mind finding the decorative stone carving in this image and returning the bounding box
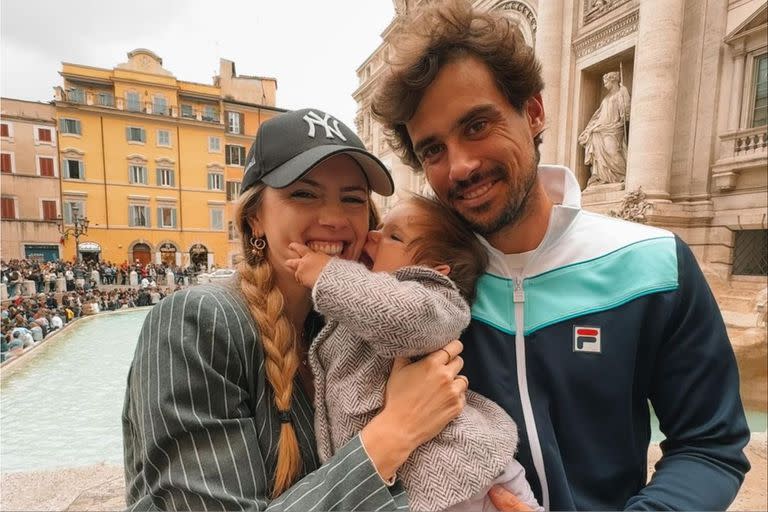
[497,1,537,37]
[573,10,638,58]
[609,187,651,223]
[583,0,631,24]
[579,71,631,186]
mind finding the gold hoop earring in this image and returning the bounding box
[249,236,267,259]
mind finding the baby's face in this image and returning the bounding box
[362,202,423,273]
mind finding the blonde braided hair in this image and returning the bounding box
[236,185,301,497]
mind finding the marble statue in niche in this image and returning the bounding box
[578,71,631,186]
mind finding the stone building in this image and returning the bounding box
[354,0,767,408]
[0,99,61,261]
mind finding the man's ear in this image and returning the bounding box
[526,93,545,136]
[434,264,451,276]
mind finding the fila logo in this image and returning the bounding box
[573,326,601,353]
[303,111,347,141]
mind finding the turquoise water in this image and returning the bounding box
[0,308,148,472]
[0,307,764,472]
[650,405,767,443]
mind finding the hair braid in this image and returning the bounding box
[237,258,302,497]
[235,185,302,497]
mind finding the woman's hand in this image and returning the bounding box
[360,339,468,480]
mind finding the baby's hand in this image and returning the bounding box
[285,243,332,288]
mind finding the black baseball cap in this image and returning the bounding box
[241,108,394,196]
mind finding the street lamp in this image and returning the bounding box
[57,205,90,263]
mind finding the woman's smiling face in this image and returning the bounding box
[249,154,371,281]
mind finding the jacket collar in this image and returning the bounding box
[477,165,583,265]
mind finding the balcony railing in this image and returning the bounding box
[711,124,768,192]
[54,87,221,124]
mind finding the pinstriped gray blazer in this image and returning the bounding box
[122,282,408,511]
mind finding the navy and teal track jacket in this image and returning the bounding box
[461,166,750,511]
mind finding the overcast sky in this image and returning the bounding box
[1,0,395,130]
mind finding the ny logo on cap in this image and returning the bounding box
[303,111,347,141]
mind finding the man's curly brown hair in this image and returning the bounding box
[371,0,544,169]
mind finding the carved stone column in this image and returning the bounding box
[537,0,565,164]
[625,0,685,200]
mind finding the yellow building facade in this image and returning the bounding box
[55,49,283,268]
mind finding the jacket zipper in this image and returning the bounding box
[513,276,549,510]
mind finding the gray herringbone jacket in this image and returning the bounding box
[309,259,518,512]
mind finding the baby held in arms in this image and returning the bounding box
[287,194,542,512]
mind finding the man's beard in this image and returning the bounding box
[447,160,538,236]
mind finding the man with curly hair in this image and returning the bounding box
[371,1,750,510]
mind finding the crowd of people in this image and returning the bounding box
[0,258,189,363]
[0,258,208,297]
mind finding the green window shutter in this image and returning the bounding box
[129,206,134,227]
[125,127,130,141]
[60,119,65,132]
[140,129,146,143]
[157,208,162,228]
[145,206,151,228]
[171,208,176,228]
[156,168,161,186]
[170,170,175,187]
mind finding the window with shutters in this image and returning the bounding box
[158,206,177,228]
[227,111,243,134]
[60,118,81,135]
[225,145,246,166]
[126,91,141,112]
[39,157,55,177]
[63,159,84,180]
[42,200,57,221]
[228,221,239,241]
[157,129,171,147]
[129,205,150,227]
[209,136,221,152]
[97,92,114,107]
[226,181,241,201]
[126,126,146,143]
[0,123,10,138]
[1,153,13,174]
[202,105,218,122]
[63,200,85,224]
[129,165,148,185]
[210,208,224,231]
[153,95,168,116]
[1,197,16,219]
[36,127,53,143]
[157,168,175,187]
[66,88,85,103]
[180,104,195,119]
[208,172,224,191]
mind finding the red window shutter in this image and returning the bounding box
[1,198,15,219]
[39,157,54,176]
[0,154,11,173]
[42,200,57,220]
[38,128,52,142]
[0,124,8,137]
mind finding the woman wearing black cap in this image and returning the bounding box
[122,109,468,510]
